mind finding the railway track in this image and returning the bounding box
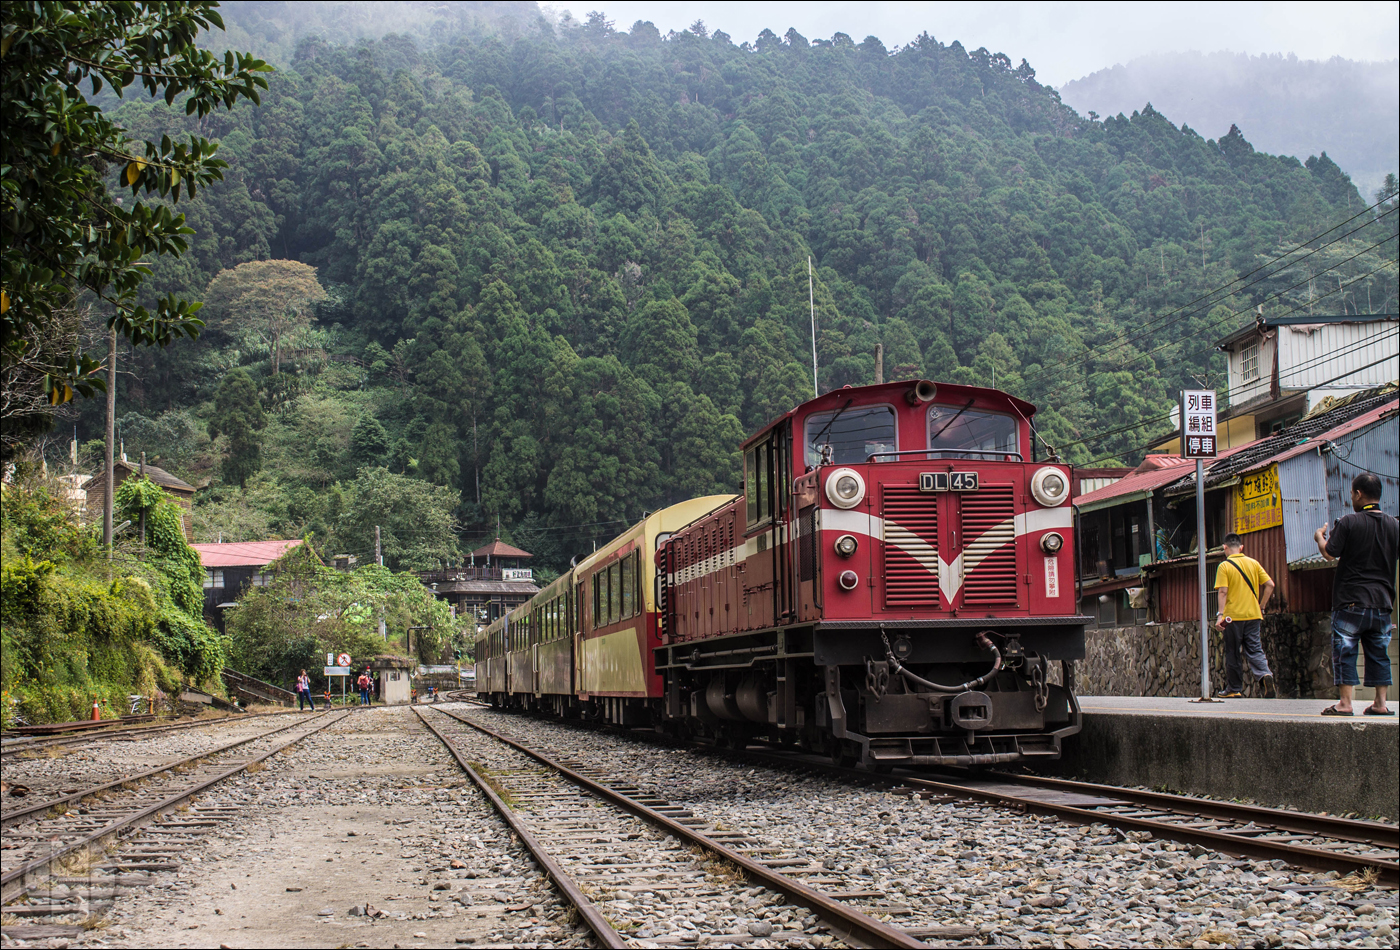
[0,708,349,927]
[466,705,1399,888]
[0,707,304,759]
[417,705,975,949]
[731,750,1399,888]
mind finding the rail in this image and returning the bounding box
[1,710,349,904]
[423,705,936,949]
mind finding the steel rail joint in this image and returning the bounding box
[411,707,626,950]
[429,706,933,950]
[0,710,350,904]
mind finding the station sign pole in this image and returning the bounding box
[1181,390,1219,703]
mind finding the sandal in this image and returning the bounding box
[1320,705,1354,716]
[1363,706,1395,716]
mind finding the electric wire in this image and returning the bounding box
[1022,202,1398,386]
[1076,351,1400,466]
[1060,330,1398,453]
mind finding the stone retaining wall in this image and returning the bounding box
[1055,613,1338,698]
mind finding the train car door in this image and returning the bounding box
[742,432,780,630]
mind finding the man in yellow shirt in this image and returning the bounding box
[1213,533,1277,698]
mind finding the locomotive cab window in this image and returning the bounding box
[926,404,1018,459]
[804,404,897,466]
[745,439,773,527]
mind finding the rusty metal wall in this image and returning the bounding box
[1154,524,1334,622]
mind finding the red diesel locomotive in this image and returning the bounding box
[656,379,1084,769]
[477,378,1085,770]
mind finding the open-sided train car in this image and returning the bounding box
[475,379,1085,770]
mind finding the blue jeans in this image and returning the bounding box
[298,689,315,711]
[1332,607,1394,687]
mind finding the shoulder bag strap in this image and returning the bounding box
[1223,557,1258,600]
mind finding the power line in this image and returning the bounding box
[1058,330,1397,453]
[1095,240,1399,380]
[1075,352,1400,465]
[1023,202,1398,386]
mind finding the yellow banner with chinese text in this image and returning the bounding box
[1234,464,1282,534]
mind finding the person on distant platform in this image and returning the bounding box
[1212,534,1277,698]
[357,669,372,707]
[1315,472,1397,716]
[295,669,315,711]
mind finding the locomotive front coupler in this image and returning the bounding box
[880,626,1004,693]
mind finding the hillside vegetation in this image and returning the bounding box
[86,11,1396,575]
[1059,52,1399,199]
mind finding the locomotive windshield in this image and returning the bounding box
[804,405,897,465]
[926,404,1019,458]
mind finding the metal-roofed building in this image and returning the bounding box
[191,539,307,631]
[1149,312,1396,454]
[417,538,540,626]
[1068,383,1398,698]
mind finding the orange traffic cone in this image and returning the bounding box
[91,699,101,721]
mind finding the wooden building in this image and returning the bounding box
[84,459,196,541]
[417,538,540,627]
[191,539,307,632]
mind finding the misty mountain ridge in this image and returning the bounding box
[1059,51,1398,199]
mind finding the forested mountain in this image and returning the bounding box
[81,7,1397,574]
[1059,52,1400,199]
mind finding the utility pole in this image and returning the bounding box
[138,452,146,545]
[808,256,818,399]
[375,525,382,566]
[103,326,116,551]
[874,343,884,385]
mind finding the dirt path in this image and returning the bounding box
[79,706,585,949]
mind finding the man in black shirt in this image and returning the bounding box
[1315,473,1398,716]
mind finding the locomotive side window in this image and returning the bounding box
[804,405,896,466]
[745,438,774,527]
[926,404,1018,459]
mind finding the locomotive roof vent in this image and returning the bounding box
[906,380,937,405]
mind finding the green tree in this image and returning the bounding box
[201,260,326,374]
[337,466,460,570]
[1,2,271,400]
[209,368,266,488]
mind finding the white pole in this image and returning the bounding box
[808,256,819,398]
[1196,458,1210,700]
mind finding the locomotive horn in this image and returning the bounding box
[906,380,937,405]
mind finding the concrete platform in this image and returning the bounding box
[1049,695,1398,821]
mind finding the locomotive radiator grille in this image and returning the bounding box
[960,485,1018,605]
[882,486,939,607]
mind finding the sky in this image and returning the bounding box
[546,1,1400,86]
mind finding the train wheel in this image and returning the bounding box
[830,739,859,769]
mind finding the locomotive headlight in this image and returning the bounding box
[1030,466,1069,507]
[1040,531,1064,554]
[825,468,866,509]
[838,570,860,590]
[834,534,859,558]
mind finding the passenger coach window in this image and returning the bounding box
[926,405,1018,459]
[804,405,897,466]
[621,554,635,618]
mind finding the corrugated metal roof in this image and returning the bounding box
[192,539,304,567]
[1074,456,1195,511]
[1162,387,1399,495]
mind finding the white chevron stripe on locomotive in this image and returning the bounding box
[667,506,1071,598]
